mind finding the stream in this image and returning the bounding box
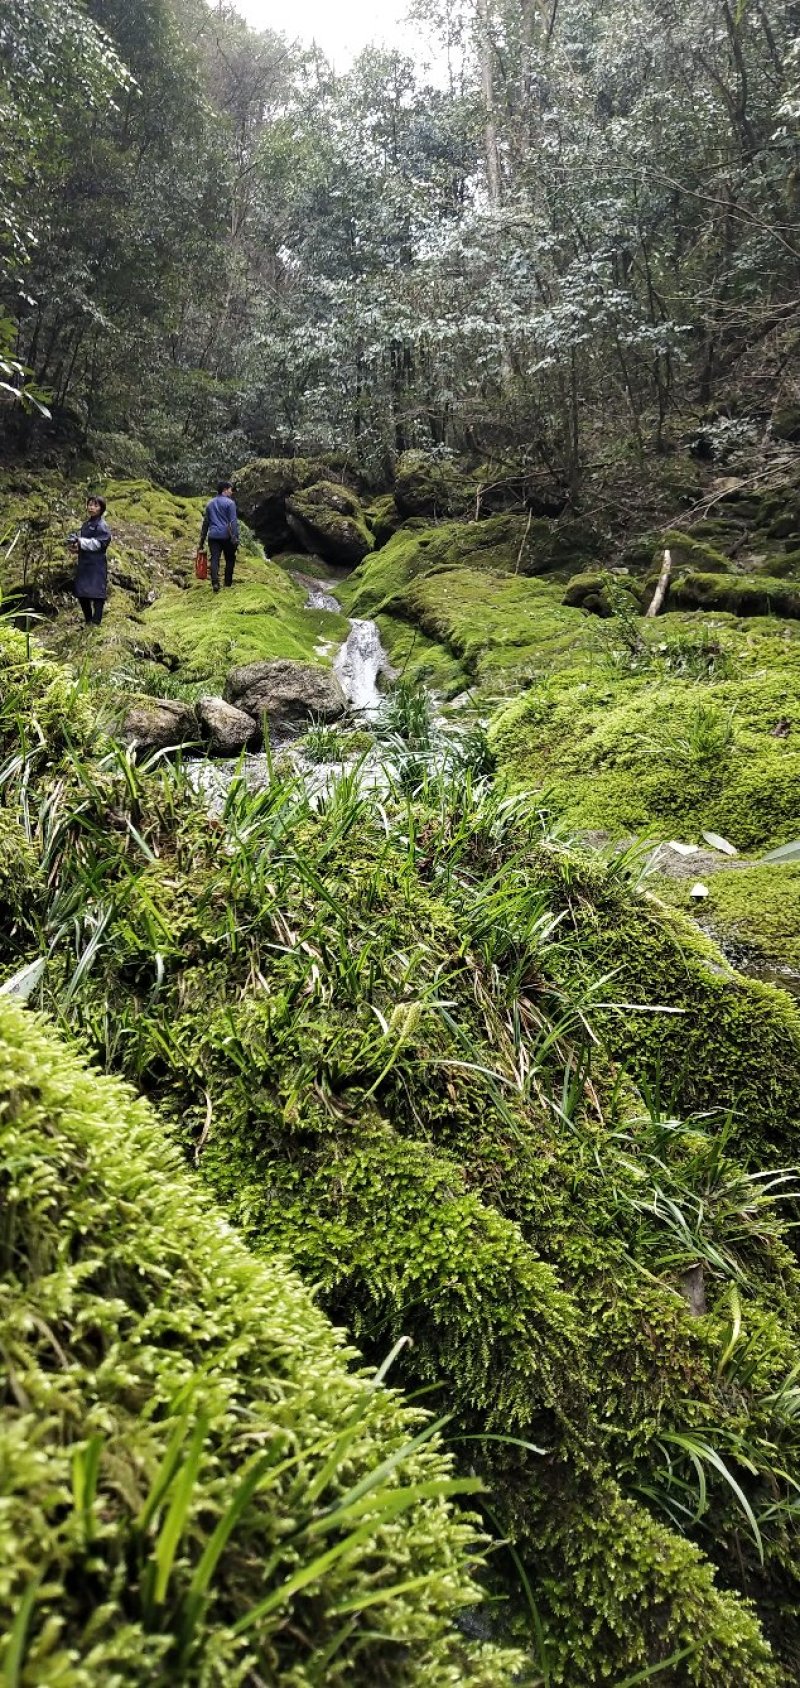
[189,572,396,809]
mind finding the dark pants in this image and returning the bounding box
[209,539,237,589]
[78,597,105,625]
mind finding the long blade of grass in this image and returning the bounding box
[152,1413,209,1604]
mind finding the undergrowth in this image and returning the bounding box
[3,626,800,1682]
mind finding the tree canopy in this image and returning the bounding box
[1,0,798,483]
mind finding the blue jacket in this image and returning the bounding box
[201,494,239,545]
[74,516,110,600]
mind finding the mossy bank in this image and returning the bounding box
[3,620,800,1682]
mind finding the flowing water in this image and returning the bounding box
[188,574,395,810]
[334,616,393,714]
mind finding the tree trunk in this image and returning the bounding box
[476,0,502,207]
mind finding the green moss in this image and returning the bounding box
[393,450,477,517]
[659,529,732,572]
[756,548,800,578]
[490,661,800,850]
[533,847,800,1140]
[374,612,467,695]
[0,992,519,1686]
[665,863,800,971]
[365,491,404,546]
[142,552,349,686]
[233,456,357,550]
[286,479,374,564]
[562,570,640,613]
[5,578,800,1682]
[670,571,800,618]
[0,810,40,952]
[344,514,602,623]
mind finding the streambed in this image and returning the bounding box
[189,573,400,809]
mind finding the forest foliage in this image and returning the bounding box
[1,0,798,486]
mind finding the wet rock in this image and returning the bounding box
[224,659,346,729]
[197,696,262,756]
[120,698,199,756]
[286,481,374,566]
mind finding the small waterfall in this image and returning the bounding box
[334,616,393,714]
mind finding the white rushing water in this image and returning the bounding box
[334,615,393,714]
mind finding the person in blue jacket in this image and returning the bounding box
[69,495,111,626]
[199,480,240,593]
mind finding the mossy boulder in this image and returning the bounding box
[658,529,732,573]
[670,572,800,618]
[490,664,800,853]
[234,457,350,551]
[365,491,404,547]
[563,571,620,614]
[393,451,476,518]
[346,515,603,622]
[120,696,200,756]
[286,479,374,565]
[224,657,346,729]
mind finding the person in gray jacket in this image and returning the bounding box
[199,480,240,592]
[69,496,111,626]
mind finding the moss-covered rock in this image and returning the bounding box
[286,479,374,565]
[490,661,800,851]
[659,529,732,572]
[142,555,350,688]
[755,548,800,578]
[670,572,800,618]
[665,862,800,973]
[393,450,476,518]
[233,456,350,550]
[0,990,519,1687]
[345,514,603,625]
[562,570,637,613]
[365,491,404,546]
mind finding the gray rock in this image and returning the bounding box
[197,695,262,756]
[120,698,199,756]
[224,659,346,729]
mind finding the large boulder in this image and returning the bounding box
[197,696,262,756]
[393,451,476,519]
[286,481,374,566]
[120,698,199,757]
[224,659,346,731]
[234,458,344,551]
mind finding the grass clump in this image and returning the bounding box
[0,989,521,1687]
